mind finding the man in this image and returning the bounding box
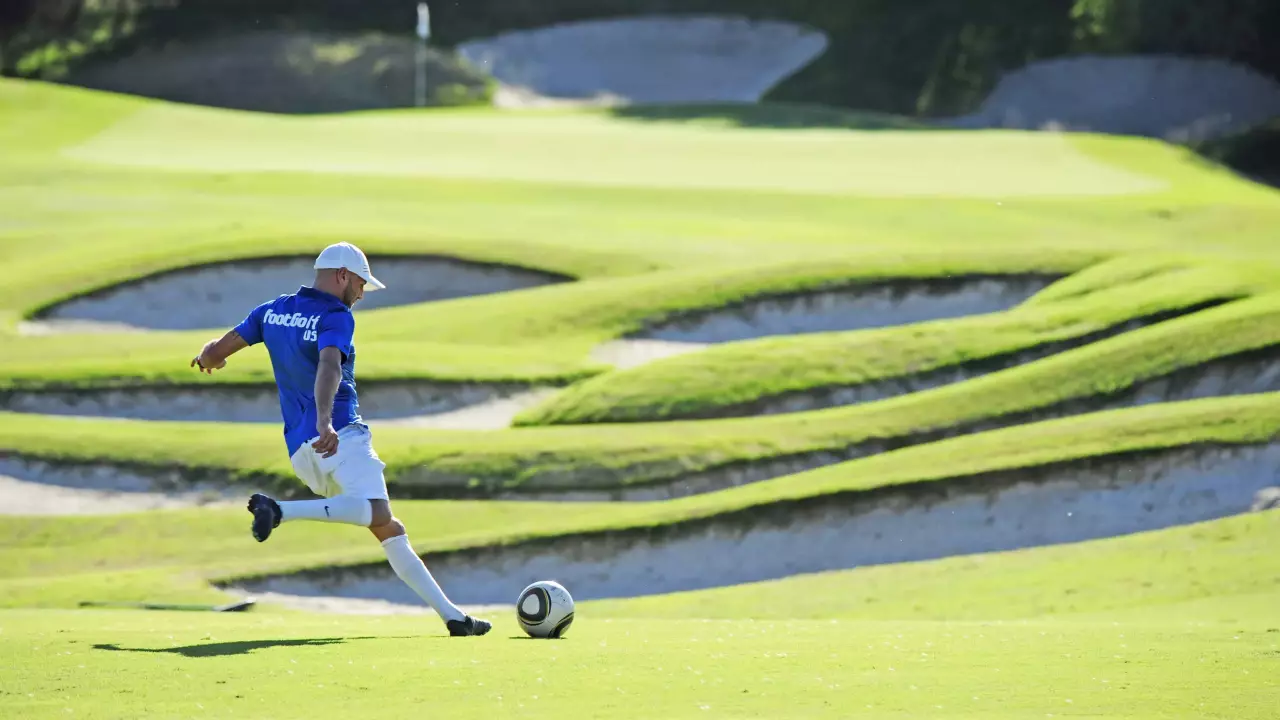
[191,242,491,637]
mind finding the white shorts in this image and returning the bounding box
[289,423,389,501]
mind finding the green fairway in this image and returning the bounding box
[5,73,1280,719]
[2,509,1276,719]
[3,609,1275,719]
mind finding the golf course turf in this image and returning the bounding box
[2,76,1279,718]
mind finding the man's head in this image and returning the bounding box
[312,242,385,307]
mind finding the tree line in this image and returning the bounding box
[4,0,1277,116]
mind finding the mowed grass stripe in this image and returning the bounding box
[3,391,1278,583]
[514,264,1246,425]
[2,393,1278,611]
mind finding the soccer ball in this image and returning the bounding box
[515,580,575,639]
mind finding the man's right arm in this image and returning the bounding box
[314,346,344,431]
[312,310,354,458]
[193,301,268,374]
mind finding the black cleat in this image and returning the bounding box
[247,493,282,543]
[447,615,492,637]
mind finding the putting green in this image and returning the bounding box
[63,103,1166,197]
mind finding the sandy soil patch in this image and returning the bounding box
[375,388,563,430]
[631,275,1057,344]
[588,339,710,370]
[457,16,827,107]
[0,457,243,516]
[227,442,1280,609]
[26,255,566,333]
[0,381,550,425]
[949,55,1280,141]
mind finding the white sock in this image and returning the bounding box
[382,534,465,623]
[278,496,372,527]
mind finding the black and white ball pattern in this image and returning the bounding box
[516,580,575,638]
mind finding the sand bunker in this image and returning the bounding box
[27,255,568,333]
[227,442,1280,609]
[1254,487,1280,512]
[663,301,1222,421]
[630,275,1057,345]
[375,388,563,430]
[456,16,828,107]
[0,380,551,425]
[0,457,244,516]
[949,55,1280,142]
[588,339,711,370]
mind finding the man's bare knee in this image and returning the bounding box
[370,517,405,542]
[367,499,392,527]
[367,500,404,542]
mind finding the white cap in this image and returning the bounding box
[314,242,385,291]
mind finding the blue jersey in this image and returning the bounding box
[234,286,365,457]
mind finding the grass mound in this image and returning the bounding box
[515,265,1241,425]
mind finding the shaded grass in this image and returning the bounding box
[607,101,943,131]
[1191,117,1280,187]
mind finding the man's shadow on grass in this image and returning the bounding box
[93,636,400,658]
